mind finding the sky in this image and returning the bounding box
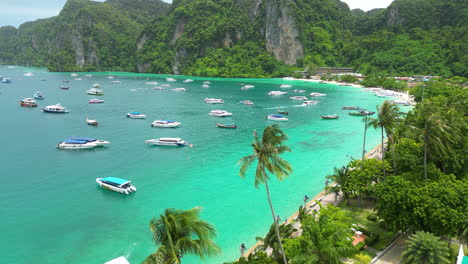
[0,0,394,27]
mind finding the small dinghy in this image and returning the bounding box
[277,109,288,115]
[216,123,237,129]
[86,118,98,126]
[321,114,339,119]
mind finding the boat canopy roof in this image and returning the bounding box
[270,114,284,118]
[68,137,97,142]
[128,112,141,115]
[100,177,131,185]
[63,140,87,144]
[159,120,175,122]
[159,137,182,141]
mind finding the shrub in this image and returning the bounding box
[355,241,366,251]
[367,214,378,222]
[358,227,372,237]
[378,221,387,229]
[364,234,380,246]
[354,253,373,264]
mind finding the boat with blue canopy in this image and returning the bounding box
[126,112,146,119]
[151,120,181,128]
[57,140,98,149]
[67,137,110,146]
[267,114,288,121]
[96,177,136,194]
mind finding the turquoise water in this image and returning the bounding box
[0,67,396,264]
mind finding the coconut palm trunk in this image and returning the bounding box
[264,176,288,264]
[361,115,368,161]
[381,126,386,180]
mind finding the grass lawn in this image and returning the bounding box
[338,199,397,251]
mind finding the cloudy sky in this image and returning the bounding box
[0,0,394,27]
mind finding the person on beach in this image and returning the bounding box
[325,179,329,188]
[240,243,247,257]
[303,195,309,206]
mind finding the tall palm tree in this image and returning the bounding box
[144,207,220,264]
[361,114,369,161]
[239,125,292,264]
[410,113,457,180]
[326,166,349,202]
[401,231,450,264]
[368,100,399,180]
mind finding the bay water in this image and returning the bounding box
[0,66,398,263]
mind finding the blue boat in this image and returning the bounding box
[33,91,45,100]
[1,78,12,83]
[96,177,136,194]
[67,137,110,146]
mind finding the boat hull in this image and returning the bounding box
[58,142,97,149]
[42,109,69,113]
[20,102,37,107]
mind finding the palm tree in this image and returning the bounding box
[239,125,292,264]
[297,205,311,224]
[410,113,458,180]
[361,114,369,161]
[144,207,220,264]
[368,100,399,180]
[401,231,450,264]
[326,166,349,202]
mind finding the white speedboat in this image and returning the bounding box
[74,78,82,81]
[84,74,93,77]
[111,80,121,84]
[24,72,33,76]
[19,98,37,107]
[209,110,233,117]
[183,79,193,83]
[280,84,292,88]
[146,81,158,85]
[146,137,187,146]
[203,81,211,84]
[244,85,254,88]
[107,76,115,79]
[202,84,210,88]
[268,91,288,95]
[86,118,98,126]
[239,100,253,106]
[126,112,146,119]
[151,120,181,128]
[96,177,136,194]
[161,84,171,87]
[166,78,176,82]
[204,98,224,104]
[42,104,69,113]
[309,92,326,97]
[57,140,97,149]
[33,91,45,100]
[302,100,319,106]
[290,96,308,100]
[67,137,110,146]
[267,114,288,121]
[87,87,104,95]
[89,99,105,104]
[152,87,164,90]
[171,88,186,92]
[70,73,78,77]
[294,89,306,93]
[92,83,101,88]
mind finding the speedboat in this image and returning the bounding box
[302,100,319,106]
[239,100,253,106]
[166,78,177,82]
[203,81,211,84]
[42,104,69,113]
[290,96,308,100]
[171,88,186,92]
[126,112,146,119]
[205,98,224,104]
[277,109,288,115]
[70,73,78,77]
[57,140,97,149]
[63,80,70,83]
[209,110,233,117]
[86,118,98,126]
[24,72,33,77]
[89,99,105,104]
[96,177,136,194]
[74,78,82,81]
[216,123,237,129]
[244,85,254,88]
[342,106,365,110]
[319,81,327,84]
[280,84,292,88]
[19,98,37,107]
[111,80,121,84]
[152,87,164,90]
[161,84,171,87]
[33,91,44,100]
[1,78,12,83]
[60,86,70,90]
[107,76,115,79]
[202,84,210,88]
[183,79,193,83]
[321,114,339,119]
[92,83,101,88]
[146,137,187,146]
[87,88,104,95]
[150,120,181,128]
[67,137,110,146]
[349,111,375,116]
[268,91,287,95]
[267,114,288,121]
[309,92,326,97]
[146,81,158,85]
[84,74,93,77]
[294,90,306,93]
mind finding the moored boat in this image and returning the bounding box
[202,84,210,88]
[204,98,224,104]
[183,79,193,83]
[209,110,233,117]
[166,78,177,82]
[349,111,375,116]
[268,91,288,95]
[294,90,306,93]
[302,100,319,106]
[86,118,98,126]
[67,137,110,146]
[146,137,187,146]
[171,88,186,92]
[1,78,12,83]
[126,112,146,119]
[216,122,237,129]
[280,84,292,88]
[150,120,181,128]
[290,96,308,100]
[342,106,365,110]
[277,109,288,115]
[239,100,253,106]
[60,86,70,90]
[57,140,97,149]
[89,99,105,104]
[111,80,120,84]
[92,83,101,88]
[96,177,136,194]
[267,114,288,121]
[33,91,44,100]
[321,114,339,119]
[309,92,326,97]
[87,88,104,95]
[19,98,37,107]
[42,104,69,113]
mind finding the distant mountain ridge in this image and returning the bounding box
[0,0,466,77]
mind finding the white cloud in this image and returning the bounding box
[340,0,394,11]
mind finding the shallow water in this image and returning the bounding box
[0,67,402,264]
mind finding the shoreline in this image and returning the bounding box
[242,143,383,258]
